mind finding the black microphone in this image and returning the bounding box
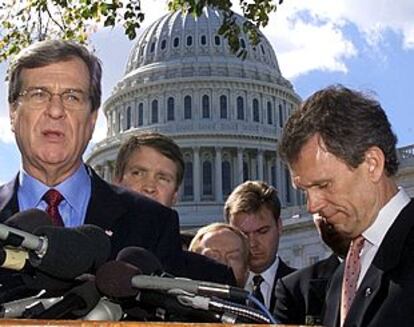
[4,209,52,232]
[28,280,100,319]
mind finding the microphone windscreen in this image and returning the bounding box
[69,280,101,317]
[4,209,52,233]
[77,225,111,270]
[95,260,141,299]
[30,226,95,279]
[116,246,163,275]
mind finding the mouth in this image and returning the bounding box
[42,129,65,142]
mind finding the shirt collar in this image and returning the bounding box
[363,187,411,247]
[247,255,279,287]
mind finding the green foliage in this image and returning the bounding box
[0,0,283,62]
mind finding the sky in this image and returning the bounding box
[0,0,413,184]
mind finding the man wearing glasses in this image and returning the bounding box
[0,40,186,276]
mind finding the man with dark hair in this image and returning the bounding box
[0,40,184,276]
[279,84,414,327]
[114,131,184,207]
[224,180,295,311]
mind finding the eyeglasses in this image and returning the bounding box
[17,88,90,111]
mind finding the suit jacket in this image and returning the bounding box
[274,254,340,325]
[267,258,296,312]
[0,166,236,285]
[323,199,414,327]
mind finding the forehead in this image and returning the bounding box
[231,206,275,232]
[20,58,90,88]
[127,146,177,169]
[201,229,242,248]
[290,135,348,187]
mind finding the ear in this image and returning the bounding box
[277,217,283,236]
[171,190,178,206]
[364,146,385,183]
[87,109,99,140]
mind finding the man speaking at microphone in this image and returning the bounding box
[0,40,185,276]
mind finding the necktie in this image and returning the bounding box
[252,274,265,306]
[42,189,65,227]
[341,235,365,326]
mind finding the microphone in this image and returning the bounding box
[83,298,123,321]
[131,275,249,302]
[0,209,52,253]
[0,292,62,318]
[0,246,30,271]
[28,280,100,319]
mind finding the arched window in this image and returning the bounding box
[203,161,213,195]
[167,97,175,121]
[138,103,143,126]
[240,38,246,49]
[126,106,132,130]
[237,96,244,120]
[151,99,158,124]
[184,161,193,197]
[161,39,167,50]
[184,95,192,119]
[186,35,193,46]
[173,37,180,47]
[214,35,221,46]
[220,95,227,119]
[201,35,207,45]
[150,42,155,53]
[202,95,210,118]
[243,161,249,181]
[253,99,260,122]
[222,161,231,196]
[267,101,273,124]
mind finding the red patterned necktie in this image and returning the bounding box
[341,235,365,326]
[42,189,65,227]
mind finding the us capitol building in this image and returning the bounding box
[86,7,414,268]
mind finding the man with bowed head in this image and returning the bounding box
[0,40,185,276]
[279,84,414,327]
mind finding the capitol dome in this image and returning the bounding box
[87,6,303,228]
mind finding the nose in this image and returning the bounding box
[45,95,65,119]
[306,190,325,214]
[141,176,157,195]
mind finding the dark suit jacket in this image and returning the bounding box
[0,166,236,285]
[323,199,414,327]
[274,254,340,325]
[267,258,296,312]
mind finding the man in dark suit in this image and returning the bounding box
[0,39,234,286]
[279,84,414,327]
[273,214,350,325]
[224,180,296,312]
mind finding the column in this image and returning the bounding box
[193,147,201,202]
[215,147,223,202]
[266,157,272,186]
[257,150,264,181]
[237,147,244,185]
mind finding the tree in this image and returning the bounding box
[0,0,283,62]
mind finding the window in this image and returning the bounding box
[261,44,265,55]
[279,104,283,127]
[184,161,193,196]
[184,95,192,119]
[271,165,277,187]
[243,161,249,181]
[220,95,228,119]
[138,103,143,126]
[186,35,193,46]
[201,35,207,45]
[222,161,231,196]
[240,38,246,49]
[151,100,158,124]
[253,99,259,122]
[167,97,175,121]
[126,106,132,130]
[161,39,167,50]
[267,101,273,125]
[203,161,213,195]
[202,95,210,118]
[214,35,221,46]
[173,37,180,47]
[150,42,155,53]
[237,96,244,120]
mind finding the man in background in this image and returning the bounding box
[274,214,350,325]
[189,222,250,287]
[224,180,295,311]
[279,84,414,326]
[114,132,236,285]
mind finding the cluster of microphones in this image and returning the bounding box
[0,209,277,323]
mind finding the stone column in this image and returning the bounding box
[237,148,244,185]
[215,147,223,202]
[193,147,201,202]
[257,150,264,181]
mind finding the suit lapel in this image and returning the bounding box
[0,175,19,222]
[270,259,294,311]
